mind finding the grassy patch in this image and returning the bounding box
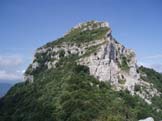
[119,79,126,84]
[44,27,109,48]
[119,56,130,71]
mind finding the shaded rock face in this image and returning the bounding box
[24,20,160,103]
[109,43,116,62]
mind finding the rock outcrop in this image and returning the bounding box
[139,117,154,121]
[79,31,140,93]
[24,20,160,103]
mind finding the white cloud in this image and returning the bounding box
[138,62,162,73]
[22,70,26,74]
[149,64,162,73]
[0,55,25,83]
[0,70,23,82]
[138,62,150,67]
[0,55,22,67]
[0,70,23,83]
[138,54,162,72]
[140,54,162,60]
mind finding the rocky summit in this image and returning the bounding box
[0,20,162,121]
[25,20,159,104]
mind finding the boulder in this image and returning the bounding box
[139,117,154,121]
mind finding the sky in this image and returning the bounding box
[0,0,162,84]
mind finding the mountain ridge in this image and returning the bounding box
[0,20,162,121]
[25,20,160,104]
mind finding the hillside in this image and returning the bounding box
[0,21,162,121]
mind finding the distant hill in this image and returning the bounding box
[0,83,12,97]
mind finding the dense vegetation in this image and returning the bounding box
[139,66,162,93]
[119,56,130,71]
[0,55,162,121]
[139,66,162,114]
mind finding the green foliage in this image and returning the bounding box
[45,27,109,48]
[139,66,162,119]
[73,65,90,74]
[139,66,162,92]
[118,79,126,84]
[134,84,141,92]
[82,45,100,57]
[58,49,65,58]
[81,41,106,57]
[120,56,129,71]
[152,95,162,109]
[1,58,162,121]
[65,27,108,43]
[34,52,48,64]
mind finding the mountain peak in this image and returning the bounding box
[24,20,160,105]
[72,20,109,30]
[1,20,162,121]
[65,20,110,36]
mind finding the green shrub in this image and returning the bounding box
[1,62,162,121]
[139,66,162,93]
[58,49,65,58]
[44,27,109,48]
[134,84,141,92]
[118,79,126,84]
[120,56,129,71]
[74,65,90,74]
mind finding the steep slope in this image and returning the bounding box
[0,21,162,121]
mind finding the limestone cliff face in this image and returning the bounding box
[24,20,160,103]
[79,31,140,92]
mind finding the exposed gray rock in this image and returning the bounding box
[24,75,33,83]
[79,33,141,93]
[65,20,109,35]
[139,117,154,121]
[32,62,39,69]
